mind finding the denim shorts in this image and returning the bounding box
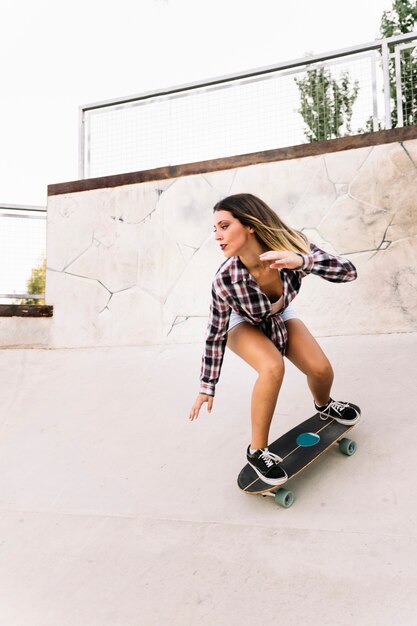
[228,301,298,331]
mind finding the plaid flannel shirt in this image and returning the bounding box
[200,243,357,396]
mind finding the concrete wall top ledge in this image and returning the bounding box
[48,127,417,197]
[0,305,53,318]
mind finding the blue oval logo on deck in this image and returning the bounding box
[296,432,320,447]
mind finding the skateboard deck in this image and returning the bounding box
[237,412,357,507]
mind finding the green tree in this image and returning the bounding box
[295,67,359,142]
[24,258,46,305]
[379,0,417,127]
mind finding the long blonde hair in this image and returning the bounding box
[213,193,310,254]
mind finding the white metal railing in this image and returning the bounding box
[79,32,417,179]
[0,204,46,303]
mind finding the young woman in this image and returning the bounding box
[189,193,360,486]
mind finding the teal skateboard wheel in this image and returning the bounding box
[274,488,295,508]
[339,437,357,456]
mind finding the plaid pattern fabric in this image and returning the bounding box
[199,244,357,396]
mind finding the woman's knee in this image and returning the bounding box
[259,357,285,383]
[309,358,334,382]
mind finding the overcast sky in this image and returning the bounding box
[0,0,393,207]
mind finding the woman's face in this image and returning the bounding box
[213,210,254,258]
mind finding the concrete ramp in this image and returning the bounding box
[0,331,416,625]
[1,130,416,624]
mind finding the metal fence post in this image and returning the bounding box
[394,44,404,127]
[381,40,392,130]
[371,50,379,131]
[78,107,85,179]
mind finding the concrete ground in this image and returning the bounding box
[0,331,416,626]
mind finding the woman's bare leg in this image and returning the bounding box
[284,318,333,406]
[227,323,284,449]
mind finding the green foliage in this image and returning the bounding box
[380,0,417,37]
[24,258,46,305]
[357,116,383,134]
[295,68,359,142]
[379,0,417,127]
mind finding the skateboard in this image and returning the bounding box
[237,412,357,508]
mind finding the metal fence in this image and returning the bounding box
[0,204,46,304]
[79,32,417,179]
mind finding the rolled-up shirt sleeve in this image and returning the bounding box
[298,244,357,283]
[199,285,231,396]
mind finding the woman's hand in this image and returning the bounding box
[259,250,303,270]
[189,394,213,420]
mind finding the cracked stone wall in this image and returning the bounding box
[44,138,417,348]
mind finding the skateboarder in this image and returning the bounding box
[189,193,360,486]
